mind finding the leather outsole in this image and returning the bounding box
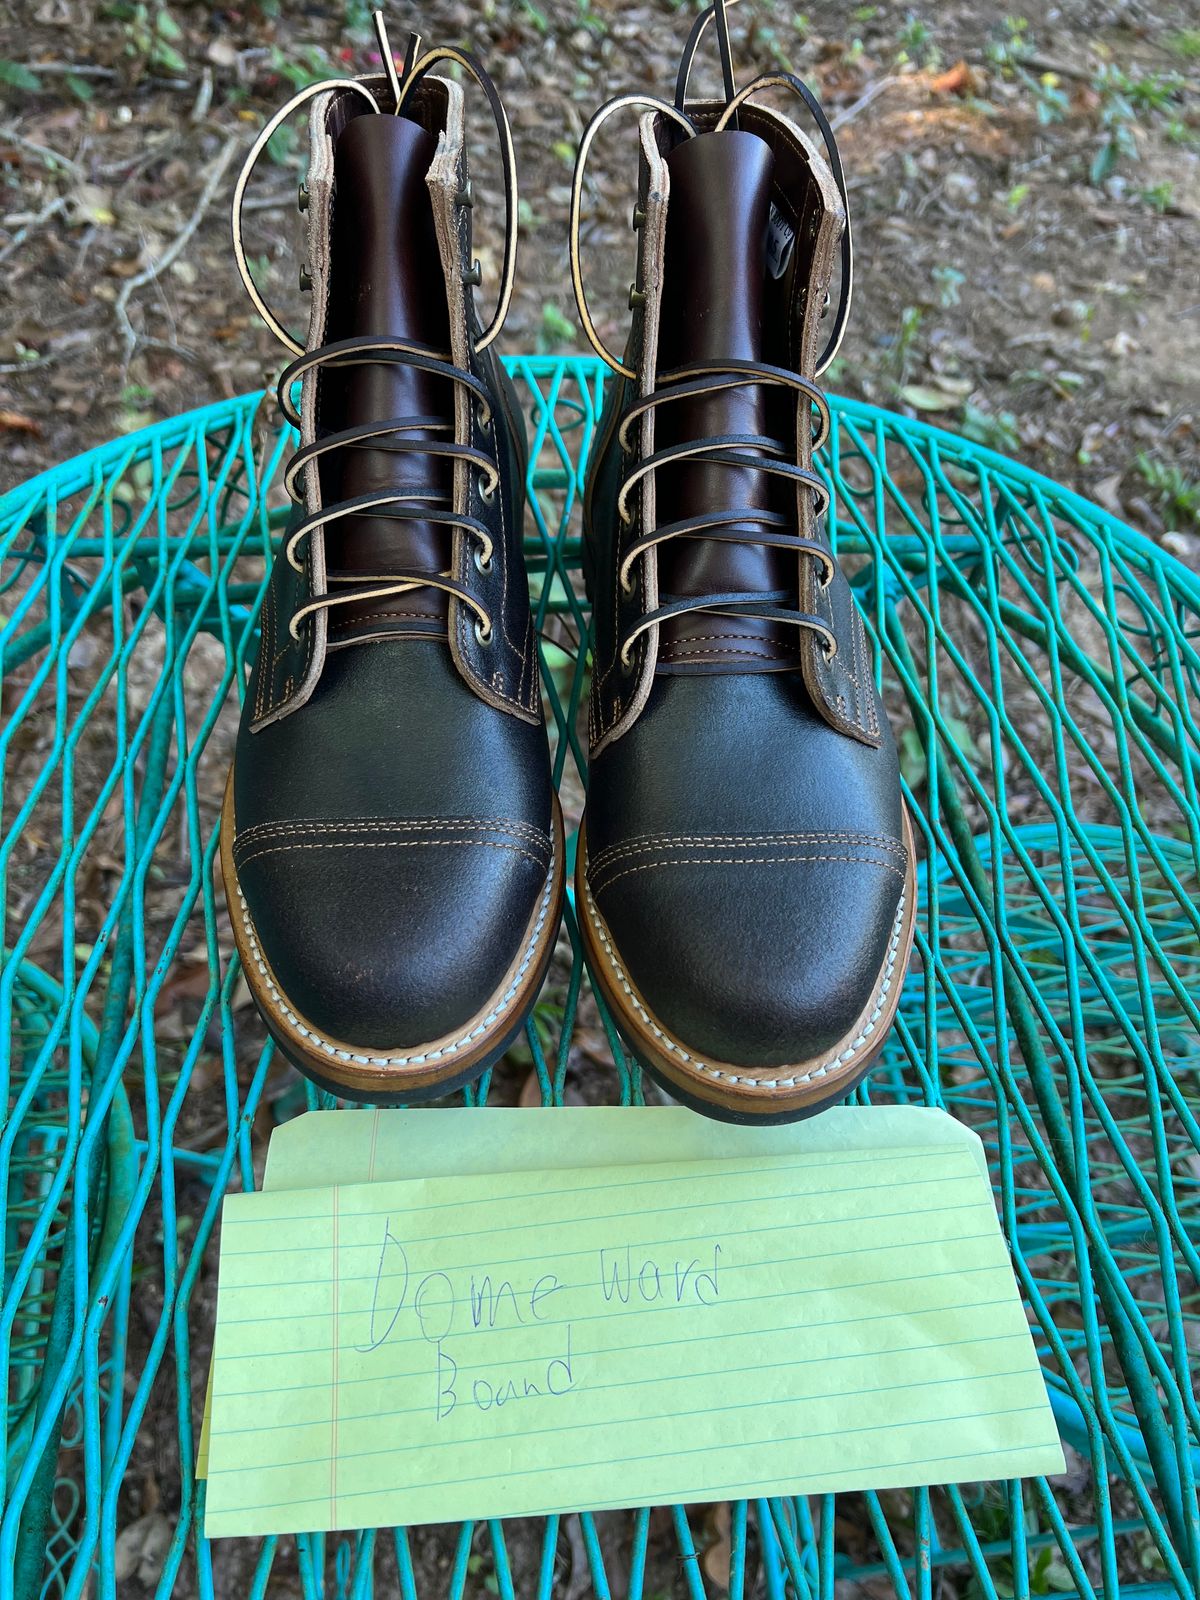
[220,770,566,1104]
[577,805,919,1125]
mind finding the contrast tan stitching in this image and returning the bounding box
[589,830,907,873]
[271,630,295,671]
[232,827,557,1068]
[237,837,549,871]
[585,875,907,1090]
[235,816,551,852]
[254,581,273,722]
[265,545,318,719]
[859,609,881,737]
[658,645,798,664]
[592,851,907,896]
[329,609,443,627]
[657,632,801,649]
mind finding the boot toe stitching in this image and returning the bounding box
[231,824,558,1068]
[584,871,909,1091]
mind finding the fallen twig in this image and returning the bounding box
[8,61,191,90]
[191,67,214,124]
[241,191,294,213]
[831,76,903,131]
[113,134,238,369]
[0,194,68,265]
[0,128,83,179]
[1020,53,1101,84]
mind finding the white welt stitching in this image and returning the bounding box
[233,836,556,1069]
[585,877,906,1091]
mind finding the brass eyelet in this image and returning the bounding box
[475,617,493,646]
[297,181,309,212]
[627,282,646,310]
[474,545,493,574]
[298,264,312,292]
[619,644,635,674]
[631,204,646,230]
[463,259,484,288]
[456,180,475,209]
[479,471,496,505]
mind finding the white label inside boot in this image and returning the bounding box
[766,201,796,279]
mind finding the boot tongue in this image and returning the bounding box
[320,112,453,636]
[655,130,790,667]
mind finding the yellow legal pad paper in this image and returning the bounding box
[196,1106,988,1478]
[203,1134,1062,1537]
[260,1105,992,1190]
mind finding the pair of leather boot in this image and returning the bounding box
[220,6,916,1123]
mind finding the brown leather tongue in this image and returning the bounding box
[655,130,791,669]
[320,112,453,636]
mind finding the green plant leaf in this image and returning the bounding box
[155,7,183,41]
[1090,137,1118,185]
[0,60,43,91]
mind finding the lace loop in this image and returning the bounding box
[569,93,697,378]
[617,514,836,592]
[231,15,517,653]
[619,593,837,668]
[276,337,494,430]
[613,351,837,667]
[713,72,852,376]
[615,436,830,527]
[288,572,492,642]
[617,361,831,454]
[284,427,499,506]
[231,77,381,356]
[570,1,852,379]
[572,2,850,680]
[284,485,496,574]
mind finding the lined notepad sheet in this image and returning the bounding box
[260,1105,993,1190]
[203,1119,1061,1537]
[196,1106,988,1479]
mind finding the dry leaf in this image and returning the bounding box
[0,410,41,435]
[701,1502,732,1589]
[519,1070,544,1107]
[113,1512,172,1586]
[929,60,969,95]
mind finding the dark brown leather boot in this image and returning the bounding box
[570,3,915,1123]
[221,27,564,1102]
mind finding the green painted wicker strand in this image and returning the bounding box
[1,357,1197,1600]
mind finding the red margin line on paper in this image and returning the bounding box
[331,1186,340,1527]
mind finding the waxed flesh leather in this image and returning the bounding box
[232,99,552,1056]
[584,124,907,1074]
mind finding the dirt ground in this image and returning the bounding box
[1,0,1198,556]
[2,1,1198,1597]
